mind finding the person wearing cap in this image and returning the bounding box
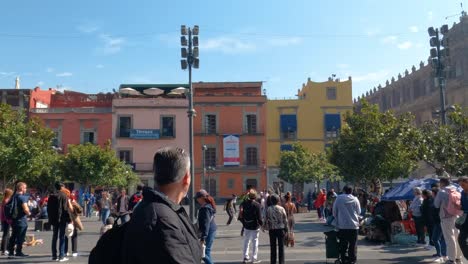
[121,147,202,264]
[239,189,263,264]
[195,189,217,264]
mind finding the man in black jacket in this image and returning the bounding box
[47,182,71,262]
[122,147,202,264]
[239,190,263,264]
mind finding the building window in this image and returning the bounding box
[227,179,234,189]
[52,131,61,148]
[161,116,175,137]
[280,144,293,151]
[119,150,132,163]
[205,147,216,167]
[327,87,337,100]
[118,116,132,138]
[83,131,95,144]
[246,147,258,166]
[204,114,217,134]
[245,179,258,190]
[245,114,257,134]
[324,114,341,139]
[280,114,297,140]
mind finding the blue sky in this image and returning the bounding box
[0,0,464,99]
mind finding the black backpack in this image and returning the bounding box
[89,220,129,264]
[4,194,18,221]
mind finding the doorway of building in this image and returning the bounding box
[205,179,217,197]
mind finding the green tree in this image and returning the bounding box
[0,103,58,189]
[329,100,419,188]
[62,142,139,189]
[278,142,339,184]
[416,106,468,176]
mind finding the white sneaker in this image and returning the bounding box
[72,253,78,257]
[425,245,435,250]
[433,257,445,263]
[59,257,69,262]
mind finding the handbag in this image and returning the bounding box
[456,213,467,229]
[65,223,75,237]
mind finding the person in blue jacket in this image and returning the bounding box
[196,189,217,264]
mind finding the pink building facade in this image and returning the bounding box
[113,84,189,187]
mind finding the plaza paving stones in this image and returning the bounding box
[0,207,452,263]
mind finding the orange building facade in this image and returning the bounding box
[30,90,113,153]
[193,82,267,199]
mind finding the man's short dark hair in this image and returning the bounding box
[440,177,451,186]
[459,176,468,183]
[343,185,353,194]
[54,182,64,191]
[136,183,144,191]
[270,194,279,205]
[153,147,190,186]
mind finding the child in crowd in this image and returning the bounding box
[100,217,114,236]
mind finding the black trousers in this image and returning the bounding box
[458,221,468,260]
[65,229,78,253]
[413,216,426,243]
[226,210,234,225]
[269,229,285,264]
[1,221,10,253]
[338,229,358,263]
[426,223,434,246]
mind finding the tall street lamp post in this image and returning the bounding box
[181,25,200,222]
[428,25,450,125]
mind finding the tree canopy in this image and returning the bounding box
[278,142,339,184]
[62,142,139,188]
[0,103,57,189]
[415,106,468,176]
[329,100,419,185]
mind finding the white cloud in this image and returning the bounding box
[353,70,390,83]
[381,35,398,44]
[77,24,99,34]
[56,72,73,77]
[428,11,434,21]
[204,37,256,54]
[409,26,419,33]
[37,81,45,86]
[96,64,104,69]
[46,67,54,73]
[99,34,126,54]
[397,41,413,50]
[267,37,302,47]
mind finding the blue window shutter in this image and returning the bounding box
[280,115,297,132]
[280,144,293,151]
[324,114,341,131]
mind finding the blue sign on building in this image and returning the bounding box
[130,129,160,139]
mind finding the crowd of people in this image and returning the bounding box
[406,177,468,264]
[1,146,467,264]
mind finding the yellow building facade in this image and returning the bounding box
[266,77,353,194]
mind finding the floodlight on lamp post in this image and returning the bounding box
[181,25,200,222]
[428,24,450,125]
